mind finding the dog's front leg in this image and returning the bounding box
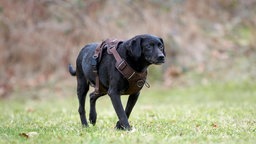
[125,92,140,119]
[108,90,131,130]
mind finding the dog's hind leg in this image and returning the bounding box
[89,92,100,125]
[77,76,89,127]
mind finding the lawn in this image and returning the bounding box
[0,80,255,144]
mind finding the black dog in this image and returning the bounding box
[69,34,165,130]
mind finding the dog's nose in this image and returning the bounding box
[157,55,165,61]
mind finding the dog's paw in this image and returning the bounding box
[81,123,89,128]
[89,113,97,126]
[115,121,131,131]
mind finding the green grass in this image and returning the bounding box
[0,80,256,143]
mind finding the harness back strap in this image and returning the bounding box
[92,42,106,95]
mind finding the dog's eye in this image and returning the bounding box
[158,43,162,48]
[145,45,153,53]
[150,43,154,47]
[159,45,163,50]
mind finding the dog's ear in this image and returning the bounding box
[128,37,142,59]
[159,37,166,56]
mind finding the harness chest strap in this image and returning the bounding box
[108,43,148,94]
[92,39,147,95]
[108,47,139,80]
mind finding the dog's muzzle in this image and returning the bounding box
[155,53,165,64]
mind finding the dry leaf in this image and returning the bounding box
[211,123,218,128]
[19,132,39,138]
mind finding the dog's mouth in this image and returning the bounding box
[155,61,165,65]
[154,60,165,65]
[146,57,165,65]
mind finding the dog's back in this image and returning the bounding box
[69,43,98,76]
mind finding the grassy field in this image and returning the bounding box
[0,80,256,144]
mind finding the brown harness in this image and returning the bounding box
[92,39,148,96]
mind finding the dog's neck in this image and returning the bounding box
[117,42,150,73]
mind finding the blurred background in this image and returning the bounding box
[0,0,256,98]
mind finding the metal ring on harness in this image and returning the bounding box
[137,80,145,88]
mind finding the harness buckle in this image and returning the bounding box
[116,60,127,70]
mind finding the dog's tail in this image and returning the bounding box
[68,64,76,76]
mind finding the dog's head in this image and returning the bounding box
[127,34,165,65]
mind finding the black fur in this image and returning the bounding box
[69,34,165,130]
